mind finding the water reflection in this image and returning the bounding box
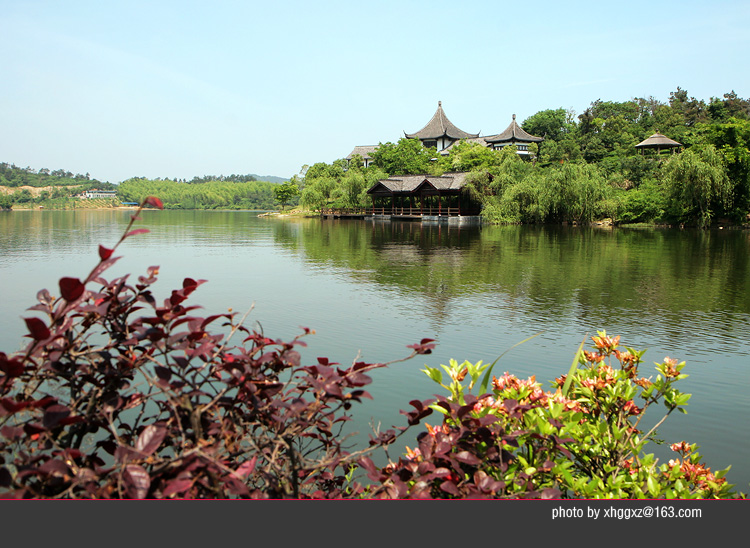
[269,218,750,354]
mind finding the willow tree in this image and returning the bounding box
[662,145,731,227]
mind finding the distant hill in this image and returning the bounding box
[249,174,289,184]
[184,173,289,184]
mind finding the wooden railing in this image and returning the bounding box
[321,206,463,217]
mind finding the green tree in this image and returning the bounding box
[662,145,731,226]
[446,140,504,172]
[707,91,750,122]
[371,138,437,175]
[669,87,709,127]
[273,180,300,210]
[522,108,571,142]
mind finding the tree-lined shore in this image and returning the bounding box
[301,89,749,228]
[4,88,749,226]
[0,168,281,211]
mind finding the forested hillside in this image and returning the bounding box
[115,177,278,210]
[0,166,282,211]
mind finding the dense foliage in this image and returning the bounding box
[0,163,116,209]
[300,88,750,227]
[0,164,283,211]
[0,200,743,498]
[116,177,279,210]
[0,163,109,188]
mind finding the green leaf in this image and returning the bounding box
[478,332,542,394]
[428,403,449,415]
[422,366,443,386]
[562,335,587,396]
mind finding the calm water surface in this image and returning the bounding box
[1,210,748,491]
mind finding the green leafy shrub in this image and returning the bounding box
[364,332,740,499]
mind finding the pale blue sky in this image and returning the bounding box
[1,0,748,183]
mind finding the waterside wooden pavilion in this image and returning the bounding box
[320,172,481,220]
[365,172,479,217]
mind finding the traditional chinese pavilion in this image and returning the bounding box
[635,132,682,155]
[484,114,543,155]
[404,101,479,152]
[366,172,480,217]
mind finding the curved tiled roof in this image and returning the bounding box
[485,114,543,144]
[367,172,469,195]
[405,101,479,140]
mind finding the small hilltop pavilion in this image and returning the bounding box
[404,101,479,152]
[484,114,543,155]
[635,132,683,155]
[346,145,378,168]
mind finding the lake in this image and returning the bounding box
[1,209,748,492]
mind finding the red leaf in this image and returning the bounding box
[163,477,193,497]
[42,404,71,429]
[234,456,257,479]
[407,338,436,355]
[223,477,250,496]
[123,464,151,499]
[98,245,114,260]
[0,354,24,377]
[1,425,24,441]
[135,425,167,457]
[144,196,164,210]
[125,228,150,238]
[0,398,30,414]
[59,277,85,301]
[24,317,50,341]
[453,450,482,465]
[440,480,460,496]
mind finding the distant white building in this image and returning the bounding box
[81,189,117,199]
[346,145,378,168]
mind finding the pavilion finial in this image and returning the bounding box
[438,101,442,107]
[512,114,516,120]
